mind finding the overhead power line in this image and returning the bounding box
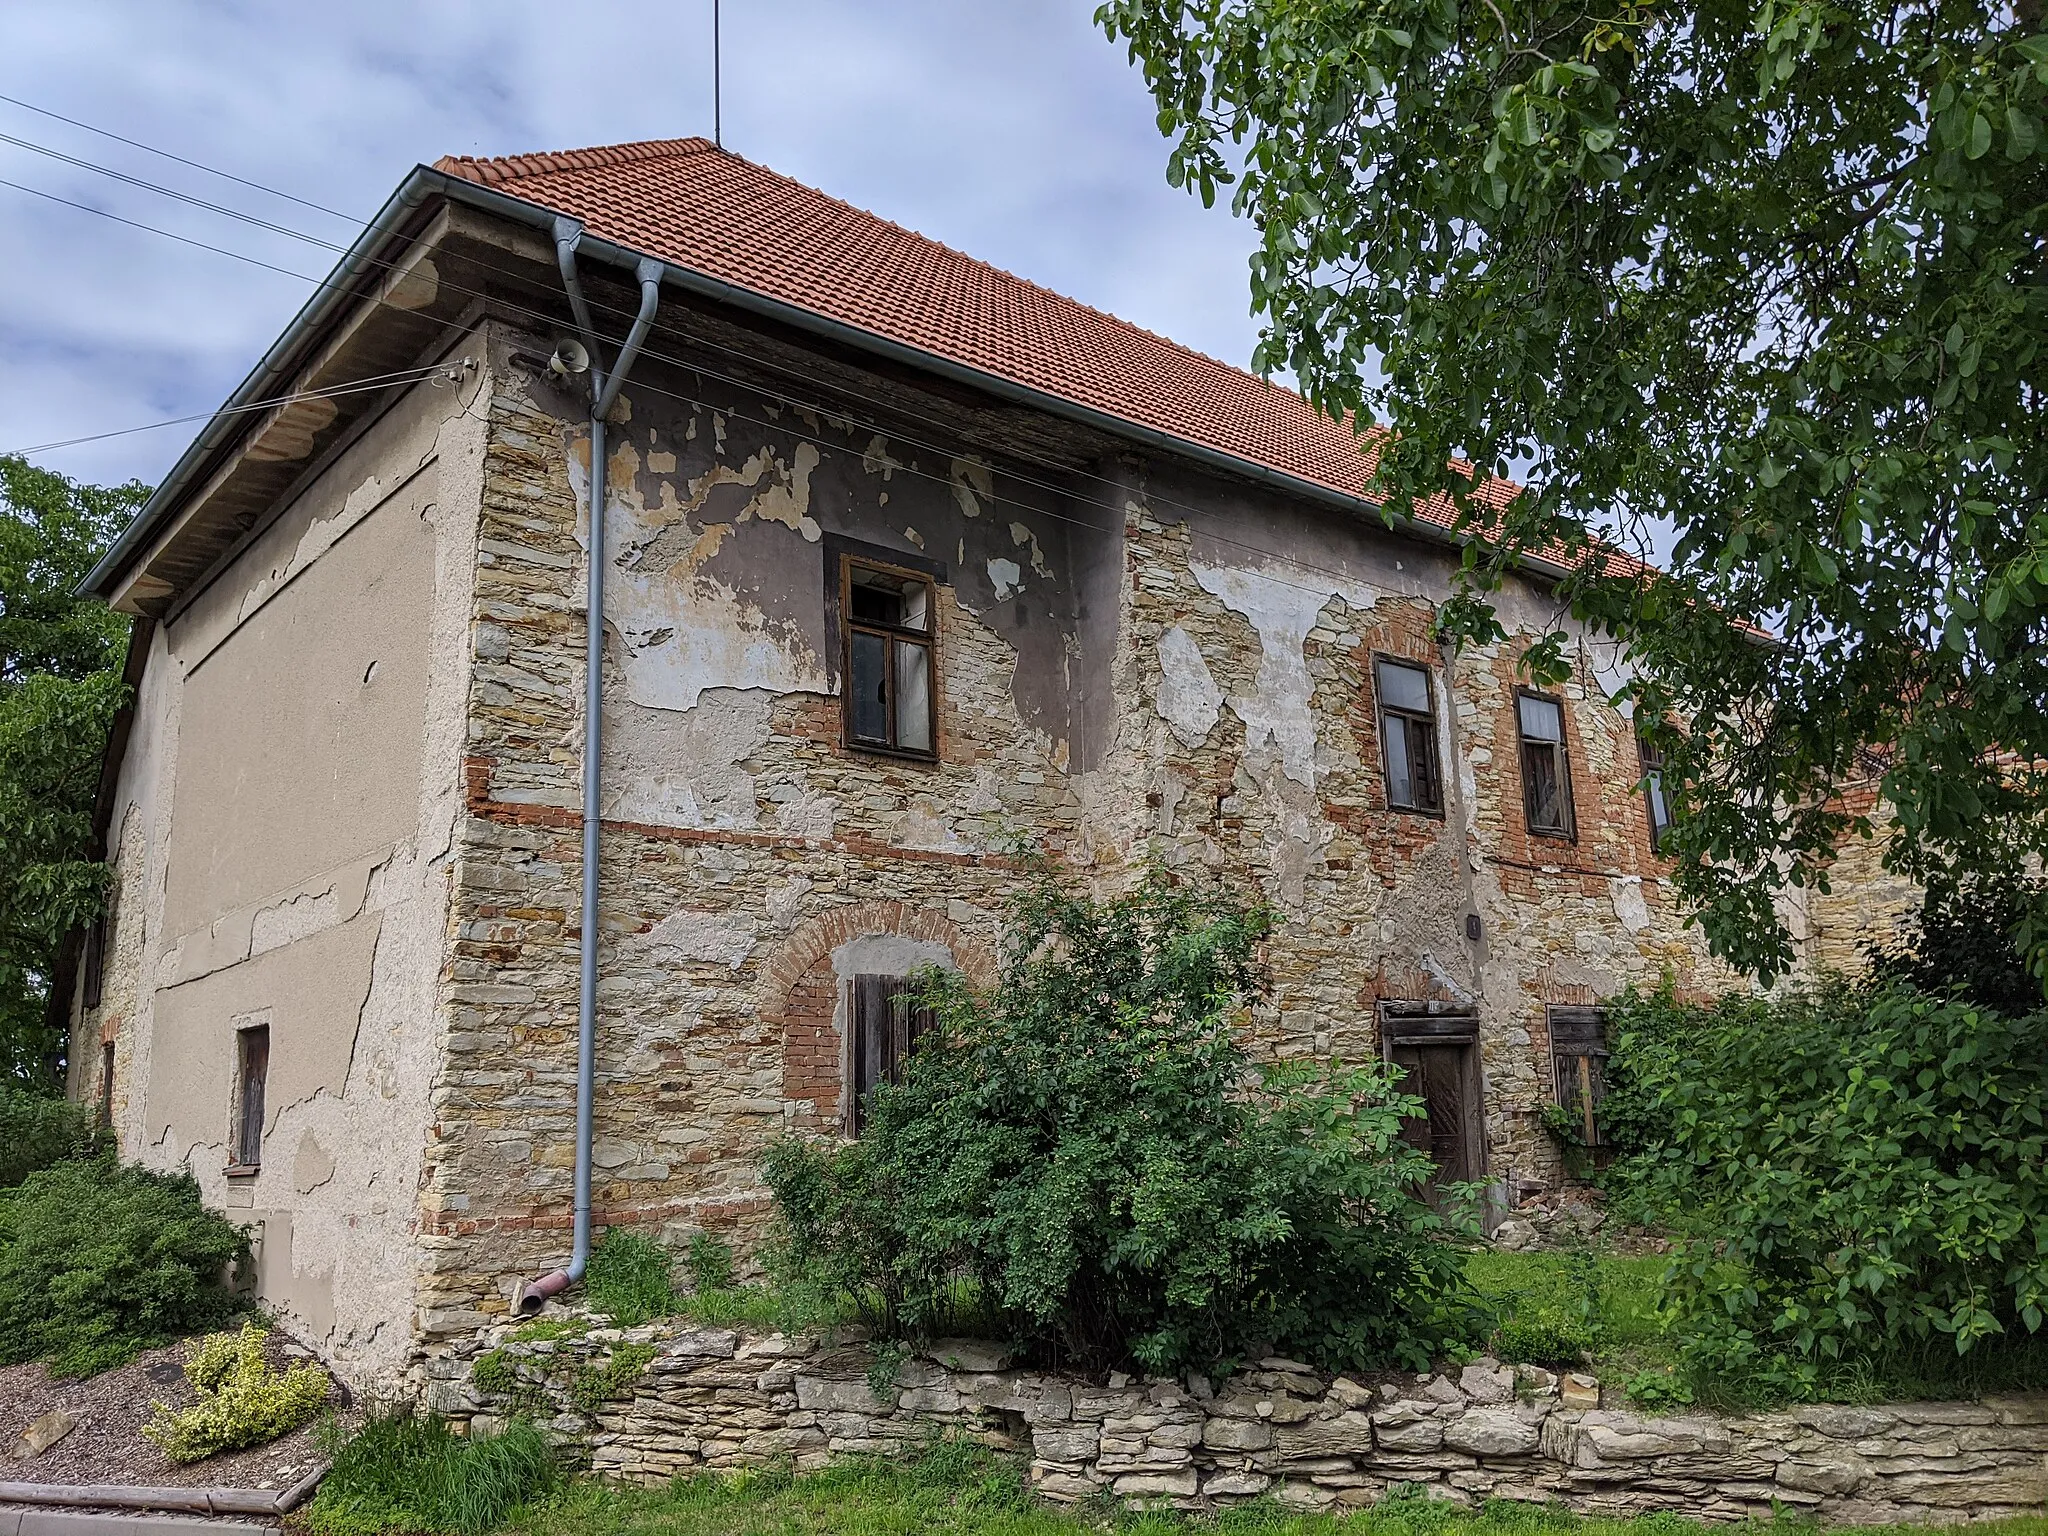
[0,130,353,253]
[0,91,360,222]
[0,100,1626,612]
[5,363,469,457]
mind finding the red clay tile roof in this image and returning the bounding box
[433,138,1434,516]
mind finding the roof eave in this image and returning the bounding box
[86,163,1569,602]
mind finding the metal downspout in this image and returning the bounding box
[518,222,664,1314]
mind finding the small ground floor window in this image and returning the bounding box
[842,975,933,1137]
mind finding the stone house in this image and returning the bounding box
[63,138,1853,1388]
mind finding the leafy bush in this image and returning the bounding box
[763,867,1473,1376]
[142,1321,330,1461]
[1870,870,2045,1019]
[305,1412,561,1536]
[1620,981,2048,1399]
[0,1088,106,1189]
[0,1154,249,1376]
[685,1230,735,1293]
[584,1229,678,1326]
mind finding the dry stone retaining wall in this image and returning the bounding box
[423,1321,2048,1524]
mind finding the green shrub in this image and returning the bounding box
[685,1230,735,1293]
[0,1154,249,1376]
[0,1088,106,1189]
[305,1412,560,1536]
[142,1321,330,1461]
[763,866,1475,1376]
[1491,1310,1595,1366]
[584,1229,678,1326]
[1869,870,2045,1019]
[1621,981,2048,1398]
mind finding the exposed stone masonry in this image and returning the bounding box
[427,1321,2048,1524]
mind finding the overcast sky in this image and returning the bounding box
[0,0,1265,491]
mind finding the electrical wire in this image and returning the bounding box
[0,177,321,283]
[0,112,1567,611]
[6,363,466,457]
[0,131,355,253]
[0,91,360,222]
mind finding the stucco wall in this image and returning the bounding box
[413,316,1744,1344]
[69,356,491,1383]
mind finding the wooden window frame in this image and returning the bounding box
[227,1024,269,1175]
[82,912,106,1012]
[99,1040,115,1128]
[1638,730,1674,853]
[1514,687,1577,842]
[839,555,940,762]
[1373,655,1445,818]
[1548,1006,1609,1148]
[840,975,934,1137]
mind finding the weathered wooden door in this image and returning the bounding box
[1390,1040,1478,1187]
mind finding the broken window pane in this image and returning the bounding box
[1384,714,1414,807]
[850,631,889,742]
[1376,659,1441,813]
[895,640,932,752]
[1518,692,1574,836]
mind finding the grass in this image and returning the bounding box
[1463,1248,1675,1375]
[502,1439,2046,1536]
[303,1412,562,1536]
[1463,1247,2048,1411]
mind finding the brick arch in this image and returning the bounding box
[762,899,997,1028]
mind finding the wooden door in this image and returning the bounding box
[1390,1040,1477,1189]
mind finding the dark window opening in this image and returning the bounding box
[1549,1007,1609,1148]
[99,1040,115,1128]
[1381,1005,1484,1202]
[82,913,106,1011]
[842,559,936,757]
[1516,690,1575,839]
[231,1025,269,1171]
[843,974,933,1136]
[1638,732,1674,852]
[1375,658,1443,815]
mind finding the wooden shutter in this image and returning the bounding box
[1549,1007,1608,1146]
[843,975,934,1136]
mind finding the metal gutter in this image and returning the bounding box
[516,227,664,1316]
[85,160,1569,602]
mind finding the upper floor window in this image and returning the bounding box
[1375,658,1442,815]
[842,558,936,758]
[1516,690,1575,839]
[1638,731,1674,851]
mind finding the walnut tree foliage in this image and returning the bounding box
[1098,0,2048,984]
[0,455,144,1087]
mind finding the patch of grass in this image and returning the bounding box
[508,1317,587,1344]
[1466,1249,1673,1377]
[305,1411,561,1536]
[502,1438,2048,1536]
[685,1232,736,1294]
[585,1230,679,1327]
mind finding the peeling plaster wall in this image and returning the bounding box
[87,292,1776,1370]
[417,311,1748,1349]
[72,357,490,1386]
